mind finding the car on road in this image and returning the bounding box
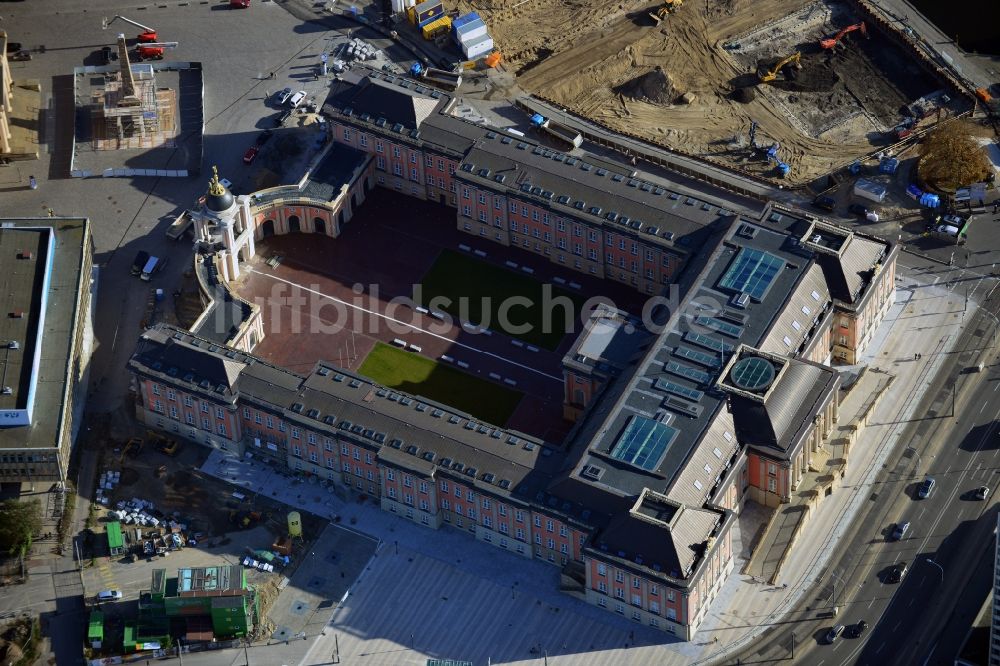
[890,521,910,540]
[824,624,845,644]
[812,195,836,212]
[242,146,259,165]
[974,485,990,500]
[917,477,936,499]
[848,203,869,217]
[887,562,908,583]
[848,620,868,637]
[255,130,273,146]
[275,87,293,105]
[288,90,307,108]
[97,589,122,602]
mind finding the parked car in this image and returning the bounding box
[97,589,122,602]
[890,521,910,540]
[812,195,836,212]
[848,203,869,217]
[243,146,259,165]
[886,562,908,583]
[824,624,845,644]
[974,485,990,500]
[288,90,307,108]
[848,620,869,638]
[917,477,936,499]
[255,130,273,146]
[130,250,150,276]
[101,46,118,64]
[275,87,293,105]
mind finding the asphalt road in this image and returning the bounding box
[731,257,1000,666]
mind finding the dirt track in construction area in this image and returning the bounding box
[462,0,939,184]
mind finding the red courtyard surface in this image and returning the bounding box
[233,190,649,444]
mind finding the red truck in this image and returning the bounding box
[230,0,250,7]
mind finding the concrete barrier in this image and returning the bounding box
[489,372,502,380]
[511,340,524,348]
[457,361,470,369]
[409,344,423,353]
[553,277,566,284]
[505,261,519,268]
[568,282,582,290]
[392,338,406,347]
[503,378,517,386]
[526,345,539,353]
[415,306,429,314]
[440,355,454,362]
[459,244,471,252]
[474,249,487,257]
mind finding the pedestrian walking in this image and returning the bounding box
[28,175,37,189]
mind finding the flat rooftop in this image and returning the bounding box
[0,219,89,452]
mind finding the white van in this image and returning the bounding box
[140,256,162,281]
[97,589,122,602]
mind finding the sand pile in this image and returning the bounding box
[619,67,675,104]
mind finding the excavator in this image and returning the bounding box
[103,15,159,43]
[756,52,801,83]
[648,0,682,24]
[819,21,867,49]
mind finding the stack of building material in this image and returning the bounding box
[452,12,494,59]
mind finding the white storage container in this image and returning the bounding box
[463,34,494,60]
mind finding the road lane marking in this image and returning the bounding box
[893,621,901,632]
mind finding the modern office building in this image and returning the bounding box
[0,218,94,482]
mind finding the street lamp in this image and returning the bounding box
[925,557,944,583]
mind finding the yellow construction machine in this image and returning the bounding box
[648,0,682,24]
[757,52,801,83]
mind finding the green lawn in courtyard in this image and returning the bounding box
[416,250,586,350]
[357,342,523,426]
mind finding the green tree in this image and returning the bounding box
[0,499,42,556]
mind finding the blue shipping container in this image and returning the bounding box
[452,12,480,29]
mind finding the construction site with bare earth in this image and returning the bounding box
[463,0,970,185]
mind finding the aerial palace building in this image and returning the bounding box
[129,67,896,639]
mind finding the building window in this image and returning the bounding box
[151,384,160,396]
[359,134,367,147]
[768,477,777,492]
[386,469,394,481]
[375,140,383,153]
[376,156,385,170]
[291,427,300,440]
[440,480,449,493]
[633,577,641,589]
[615,571,624,583]
[392,146,400,158]
[217,423,227,437]
[598,563,607,576]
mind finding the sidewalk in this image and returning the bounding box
[692,273,979,664]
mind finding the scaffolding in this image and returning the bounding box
[92,36,176,150]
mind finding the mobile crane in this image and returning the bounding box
[819,21,867,49]
[136,42,178,61]
[103,15,159,43]
[756,52,801,83]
